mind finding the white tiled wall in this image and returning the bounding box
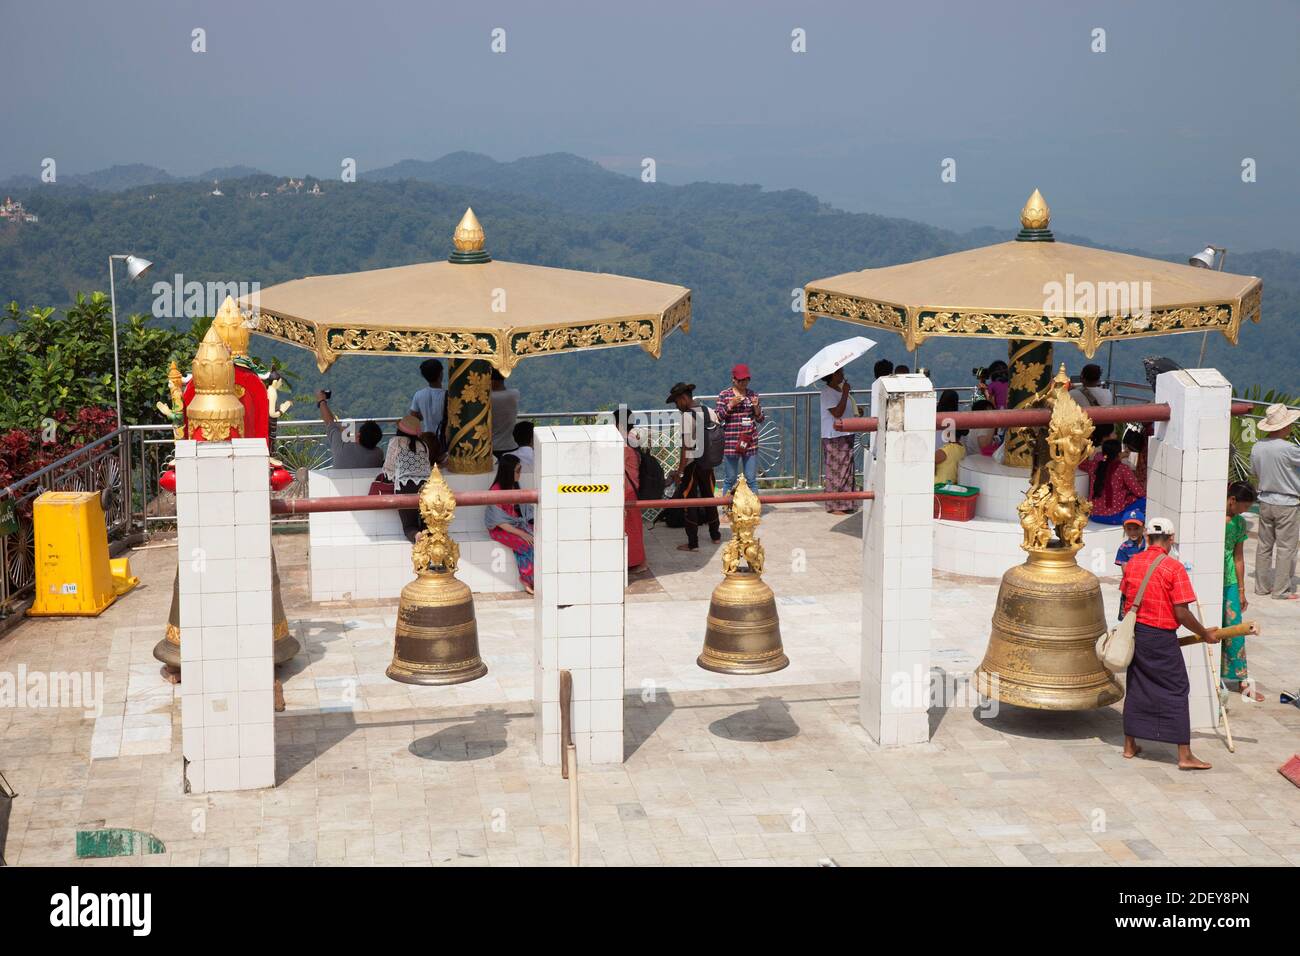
[533,425,626,766]
[306,468,524,599]
[1147,369,1232,731]
[177,438,275,793]
[861,375,935,747]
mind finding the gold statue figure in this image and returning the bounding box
[721,474,765,575]
[155,361,187,439]
[411,465,460,573]
[1016,365,1094,552]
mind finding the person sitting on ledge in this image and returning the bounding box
[962,399,1000,457]
[935,430,968,485]
[317,391,384,470]
[1080,437,1145,525]
[485,453,534,594]
[512,421,535,475]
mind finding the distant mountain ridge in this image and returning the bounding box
[1,151,1294,417]
[0,163,273,194]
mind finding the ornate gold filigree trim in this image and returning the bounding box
[803,290,1263,358]
[803,290,907,336]
[506,318,657,372]
[250,300,691,375]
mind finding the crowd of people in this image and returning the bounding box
[315,357,1300,648]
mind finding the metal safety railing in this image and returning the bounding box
[99,375,1300,538]
[0,427,132,614]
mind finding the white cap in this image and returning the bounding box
[1146,516,1176,536]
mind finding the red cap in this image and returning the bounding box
[732,363,751,379]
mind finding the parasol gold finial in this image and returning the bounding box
[453,207,485,252]
[411,465,460,573]
[1020,189,1051,230]
[212,295,250,357]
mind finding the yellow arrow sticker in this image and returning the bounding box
[557,483,611,494]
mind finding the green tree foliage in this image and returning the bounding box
[0,293,202,431]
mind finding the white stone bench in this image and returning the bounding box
[932,454,1127,579]
[306,467,525,600]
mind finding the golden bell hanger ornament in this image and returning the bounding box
[975,366,1122,710]
[698,475,788,675]
[387,466,487,685]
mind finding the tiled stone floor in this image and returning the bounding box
[2,508,1298,866]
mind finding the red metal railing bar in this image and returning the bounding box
[833,400,1254,434]
[270,489,875,516]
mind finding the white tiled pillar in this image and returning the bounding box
[533,425,626,766]
[176,438,276,793]
[861,375,936,746]
[1146,368,1232,730]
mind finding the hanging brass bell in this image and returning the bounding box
[975,546,1121,710]
[974,365,1122,710]
[387,466,487,686]
[698,475,788,675]
[155,549,299,676]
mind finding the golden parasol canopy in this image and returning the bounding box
[239,208,691,373]
[803,190,1261,359]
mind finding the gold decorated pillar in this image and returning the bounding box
[1003,339,1054,467]
[447,358,494,474]
[1003,189,1057,468]
[445,207,496,475]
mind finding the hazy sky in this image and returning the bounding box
[4,0,1298,252]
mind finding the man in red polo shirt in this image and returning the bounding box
[1118,517,1219,770]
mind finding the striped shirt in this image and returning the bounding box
[715,387,765,457]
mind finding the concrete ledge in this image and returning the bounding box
[934,515,1126,579]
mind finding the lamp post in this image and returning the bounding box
[1188,245,1226,368]
[107,254,153,425]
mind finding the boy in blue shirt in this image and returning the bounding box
[1115,509,1146,569]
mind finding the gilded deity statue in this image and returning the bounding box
[721,474,765,575]
[1016,365,1094,552]
[411,466,460,574]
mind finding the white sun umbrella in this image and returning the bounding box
[796,336,877,388]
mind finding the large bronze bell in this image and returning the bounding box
[387,466,487,686]
[699,475,788,675]
[155,549,299,676]
[975,545,1121,710]
[974,366,1122,711]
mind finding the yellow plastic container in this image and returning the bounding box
[26,491,138,617]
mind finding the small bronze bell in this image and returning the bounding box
[974,366,1122,710]
[699,475,788,675]
[155,550,299,676]
[387,466,487,685]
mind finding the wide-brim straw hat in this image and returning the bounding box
[1259,403,1300,433]
[396,413,423,437]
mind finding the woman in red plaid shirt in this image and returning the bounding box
[716,363,765,501]
[1118,517,1219,770]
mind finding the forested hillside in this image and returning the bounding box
[1,152,1294,420]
